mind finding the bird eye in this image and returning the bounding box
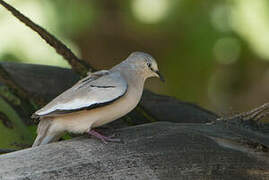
[147,62,151,68]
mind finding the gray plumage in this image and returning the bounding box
[32,52,164,147]
[35,71,128,116]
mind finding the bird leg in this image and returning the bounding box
[88,129,120,144]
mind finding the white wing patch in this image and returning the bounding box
[35,71,127,116]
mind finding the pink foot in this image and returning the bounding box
[88,130,120,144]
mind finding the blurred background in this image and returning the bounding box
[1,0,269,115]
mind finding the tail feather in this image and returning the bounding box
[32,118,59,147]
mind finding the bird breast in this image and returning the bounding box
[91,83,143,128]
[50,81,144,134]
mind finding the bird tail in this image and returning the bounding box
[32,118,59,147]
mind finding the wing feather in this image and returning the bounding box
[34,71,127,116]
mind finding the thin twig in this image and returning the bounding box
[0,0,93,76]
[239,103,269,120]
[253,111,269,122]
[218,103,269,122]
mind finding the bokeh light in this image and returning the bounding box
[0,1,78,67]
[213,37,241,64]
[132,0,170,24]
[230,0,269,60]
[210,4,232,32]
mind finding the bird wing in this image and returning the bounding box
[34,70,128,117]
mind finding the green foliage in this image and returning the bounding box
[0,86,21,105]
[48,0,96,36]
[0,97,34,149]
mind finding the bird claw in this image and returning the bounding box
[88,130,121,144]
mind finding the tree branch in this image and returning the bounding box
[0,0,93,76]
[0,65,29,102]
[0,65,39,124]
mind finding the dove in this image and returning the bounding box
[32,52,164,147]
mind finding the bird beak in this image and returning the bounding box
[156,70,165,82]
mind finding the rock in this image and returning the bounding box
[0,122,269,180]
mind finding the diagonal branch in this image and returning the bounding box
[0,0,93,76]
[0,65,39,124]
[217,103,269,122]
[0,65,29,101]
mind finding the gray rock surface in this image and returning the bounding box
[1,122,269,180]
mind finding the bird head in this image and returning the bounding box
[126,52,165,82]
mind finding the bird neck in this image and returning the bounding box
[112,63,146,90]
